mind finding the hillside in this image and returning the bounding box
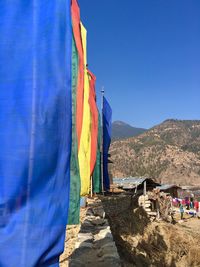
[112,121,146,140]
[110,119,200,186]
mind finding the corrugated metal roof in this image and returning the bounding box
[156,184,179,190]
[113,177,147,187]
[113,177,159,190]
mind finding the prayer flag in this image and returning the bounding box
[0,1,72,266]
[103,97,112,191]
[71,0,84,150]
[88,70,98,175]
[78,23,91,196]
[68,35,81,225]
[93,112,102,193]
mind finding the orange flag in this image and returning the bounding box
[71,0,84,150]
[88,70,99,175]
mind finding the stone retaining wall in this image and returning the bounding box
[68,198,121,267]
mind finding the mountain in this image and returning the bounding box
[112,121,146,140]
[110,119,200,186]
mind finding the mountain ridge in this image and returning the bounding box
[112,120,146,140]
[110,119,200,186]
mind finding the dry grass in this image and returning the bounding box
[102,196,200,267]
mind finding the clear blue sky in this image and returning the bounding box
[79,0,200,129]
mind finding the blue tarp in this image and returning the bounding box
[103,96,112,191]
[0,1,72,266]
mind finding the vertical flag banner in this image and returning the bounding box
[78,23,91,196]
[68,35,81,225]
[93,112,102,193]
[88,70,98,176]
[0,1,72,266]
[103,97,112,191]
[71,0,84,150]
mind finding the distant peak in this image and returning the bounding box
[112,121,147,140]
[113,121,129,126]
[163,119,179,123]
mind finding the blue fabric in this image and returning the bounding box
[0,1,72,266]
[102,96,112,191]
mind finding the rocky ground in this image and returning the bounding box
[60,194,200,267]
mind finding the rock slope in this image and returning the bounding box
[110,120,200,186]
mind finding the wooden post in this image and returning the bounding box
[144,181,147,196]
[90,176,93,198]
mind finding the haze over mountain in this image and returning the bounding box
[110,119,200,186]
[112,121,146,140]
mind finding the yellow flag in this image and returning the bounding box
[78,23,91,196]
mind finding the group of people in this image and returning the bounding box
[173,195,200,220]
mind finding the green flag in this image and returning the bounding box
[68,35,81,225]
[93,112,102,193]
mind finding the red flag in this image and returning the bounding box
[71,0,84,150]
[88,70,99,175]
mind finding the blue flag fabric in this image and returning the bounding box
[0,2,71,267]
[103,96,112,191]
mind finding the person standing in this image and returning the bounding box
[190,195,194,209]
[195,200,199,216]
[185,197,190,210]
[179,202,184,220]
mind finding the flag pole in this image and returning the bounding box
[101,86,104,195]
[90,176,93,198]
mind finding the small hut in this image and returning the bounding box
[156,184,180,198]
[113,177,160,195]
